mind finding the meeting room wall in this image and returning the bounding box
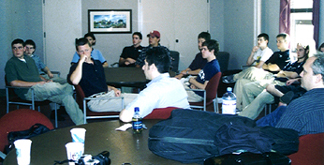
[0,0,324,89]
[210,0,225,52]
[81,0,139,67]
[219,0,280,70]
[0,0,44,89]
[261,0,280,52]
[81,0,209,71]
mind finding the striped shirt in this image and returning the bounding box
[276,88,324,136]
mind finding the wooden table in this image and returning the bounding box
[105,67,148,89]
[3,120,198,165]
[104,67,176,89]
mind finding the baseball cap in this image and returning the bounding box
[147,30,160,38]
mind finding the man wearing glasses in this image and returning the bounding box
[24,39,66,84]
[5,38,84,125]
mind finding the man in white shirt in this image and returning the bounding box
[119,47,190,122]
[245,33,273,68]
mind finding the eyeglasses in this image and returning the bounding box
[12,46,23,50]
[296,48,304,52]
[25,47,34,50]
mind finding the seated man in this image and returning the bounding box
[69,38,189,119]
[222,33,273,83]
[234,33,290,111]
[119,32,143,67]
[119,47,190,122]
[256,53,324,136]
[238,42,309,119]
[184,39,221,102]
[135,30,170,67]
[71,32,108,67]
[68,38,125,112]
[24,39,67,84]
[5,39,84,125]
[245,33,273,68]
[175,32,210,79]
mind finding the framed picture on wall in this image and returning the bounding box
[88,9,132,33]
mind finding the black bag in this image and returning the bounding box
[204,152,291,165]
[148,109,299,164]
[148,109,265,164]
[5,123,51,153]
[259,126,299,155]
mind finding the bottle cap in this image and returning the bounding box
[134,107,139,112]
[227,87,232,92]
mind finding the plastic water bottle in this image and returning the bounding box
[222,87,236,115]
[132,107,143,134]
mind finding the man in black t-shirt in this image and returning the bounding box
[119,32,143,67]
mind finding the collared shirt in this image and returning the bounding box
[5,55,42,99]
[125,73,190,117]
[68,59,107,97]
[276,88,324,136]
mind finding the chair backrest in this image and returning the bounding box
[74,84,86,110]
[288,132,324,165]
[0,109,54,152]
[5,75,16,97]
[205,72,222,101]
[217,52,230,72]
[169,50,180,72]
[143,107,178,120]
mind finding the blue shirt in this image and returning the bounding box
[125,73,190,118]
[196,59,220,84]
[71,48,106,64]
[195,59,220,97]
[30,54,46,74]
[276,88,324,136]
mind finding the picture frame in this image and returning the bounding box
[88,9,132,33]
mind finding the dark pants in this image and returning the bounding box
[256,106,287,127]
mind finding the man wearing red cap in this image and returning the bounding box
[135,30,170,67]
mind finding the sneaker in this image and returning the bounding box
[279,91,294,104]
[222,75,235,83]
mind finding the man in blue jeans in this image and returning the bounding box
[257,53,324,136]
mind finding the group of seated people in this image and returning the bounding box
[5,30,324,138]
[222,32,324,136]
[4,30,221,125]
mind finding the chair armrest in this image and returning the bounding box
[0,151,6,159]
[50,71,61,76]
[241,65,250,69]
[185,88,205,92]
[110,62,119,67]
[84,96,124,101]
[6,85,31,89]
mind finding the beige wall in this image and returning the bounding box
[44,0,82,79]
